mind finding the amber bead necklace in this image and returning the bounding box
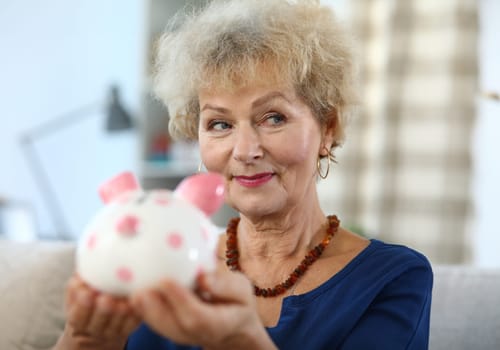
[225,215,340,297]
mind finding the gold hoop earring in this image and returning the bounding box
[317,156,331,179]
[317,147,336,179]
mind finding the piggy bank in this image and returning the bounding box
[76,171,225,296]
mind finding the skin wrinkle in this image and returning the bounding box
[199,83,335,263]
[201,91,293,115]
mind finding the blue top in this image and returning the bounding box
[126,239,433,350]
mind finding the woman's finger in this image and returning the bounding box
[151,279,223,337]
[131,285,201,344]
[85,294,113,336]
[65,276,88,311]
[119,313,142,337]
[67,288,95,330]
[197,269,254,304]
[132,289,175,328]
[101,299,128,338]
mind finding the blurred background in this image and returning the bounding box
[0,0,498,267]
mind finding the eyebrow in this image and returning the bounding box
[200,91,291,113]
[251,91,291,108]
[200,104,229,113]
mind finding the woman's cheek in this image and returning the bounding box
[199,138,226,173]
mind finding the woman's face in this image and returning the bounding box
[198,83,331,219]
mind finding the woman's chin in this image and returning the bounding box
[231,201,284,220]
[226,185,287,218]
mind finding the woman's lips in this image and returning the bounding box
[233,173,274,188]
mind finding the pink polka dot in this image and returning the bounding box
[116,215,140,236]
[86,233,97,250]
[167,232,183,249]
[116,267,133,282]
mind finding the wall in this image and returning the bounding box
[0,0,144,239]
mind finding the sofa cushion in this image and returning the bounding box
[0,240,75,350]
[430,265,500,350]
[1,240,499,350]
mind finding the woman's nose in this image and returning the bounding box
[232,125,263,163]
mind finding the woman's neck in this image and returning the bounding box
[236,206,327,262]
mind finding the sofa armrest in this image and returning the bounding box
[430,265,500,350]
[0,240,75,350]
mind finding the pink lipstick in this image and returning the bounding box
[233,173,274,188]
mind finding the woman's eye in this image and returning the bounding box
[264,113,286,126]
[208,120,232,131]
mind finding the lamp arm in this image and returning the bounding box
[20,140,71,239]
[20,102,102,142]
[18,84,132,240]
[19,101,102,240]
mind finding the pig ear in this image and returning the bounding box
[174,172,225,216]
[98,172,140,204]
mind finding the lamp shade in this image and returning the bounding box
[106,85,133,131]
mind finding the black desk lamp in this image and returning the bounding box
[19,85,134,240]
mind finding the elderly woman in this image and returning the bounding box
[54,0,432,349]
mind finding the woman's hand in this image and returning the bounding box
[131,269,277,350]
[54,275,141,350]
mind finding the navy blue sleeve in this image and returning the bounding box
[339,258,433,350]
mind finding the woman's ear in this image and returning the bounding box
[320,110,337,154]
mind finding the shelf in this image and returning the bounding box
[139,0,205,182]
[140,160,198,179]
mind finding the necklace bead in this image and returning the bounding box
[225,215,340,297]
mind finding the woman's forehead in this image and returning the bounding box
[198,81,297,104]
[199,59,294,92]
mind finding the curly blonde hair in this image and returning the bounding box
[154,0,358,152]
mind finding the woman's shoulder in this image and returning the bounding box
[329,228,432,276]
[366,238,432,270]
[347,238,433,291]
[285,236,433,311]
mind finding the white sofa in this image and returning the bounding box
[0,240,499,350]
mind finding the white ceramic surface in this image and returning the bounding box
[76,172,225,295]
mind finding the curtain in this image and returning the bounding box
[319,0,478,264]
